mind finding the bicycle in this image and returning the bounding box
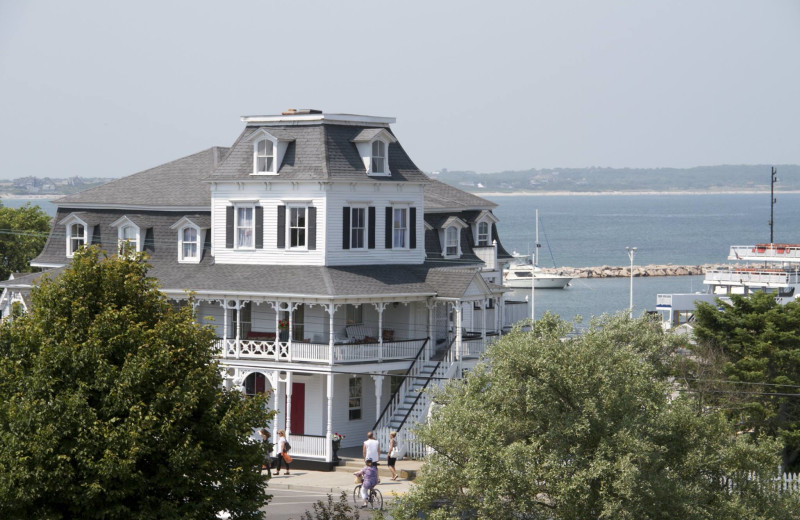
[353,483,383,510]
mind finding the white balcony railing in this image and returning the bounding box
[284,434,328,459]
[216,337,426,364]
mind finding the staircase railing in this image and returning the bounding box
[373,338,429,431]
[375,337,459,457]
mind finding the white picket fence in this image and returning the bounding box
[725,471,800,494]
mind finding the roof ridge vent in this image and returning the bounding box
[282,108,322,115]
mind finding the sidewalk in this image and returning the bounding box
[265,456,422,496]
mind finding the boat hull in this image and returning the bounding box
[503,274,573,289]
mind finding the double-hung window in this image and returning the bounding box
[349,377,362,420]
[119,225,138,253]
[236,206,255,248]
[477,221,490,246]
[68,223,85,257]
[393,208,407,248]
[346,304,363,325]
[371,141,386,174]
[182,227,199,260]
[445,227,459,256]
[350,207,366,249]
[255,138,274,174]
[289,207,307,248]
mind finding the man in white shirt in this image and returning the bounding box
[362,431,380,464]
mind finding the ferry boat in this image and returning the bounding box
[656,243,800,329]
[503,252,574,289]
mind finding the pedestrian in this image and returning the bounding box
[354,458,378,508]
[275,429,291,475]
[387,431,399,480]
[362,430,380,465]
[258,429,272,477]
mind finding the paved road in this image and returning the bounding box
[260,487,391,519]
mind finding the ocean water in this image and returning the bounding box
[490,192,798,323]
[6,192,794,323]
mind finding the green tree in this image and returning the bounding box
[0,202,51,280]
[0,247,273,519]
[692,292,800,470]
[392,313,800,520]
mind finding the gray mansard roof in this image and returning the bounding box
[208,123,429,183]
[55,148,228,208]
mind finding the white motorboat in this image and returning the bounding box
[503,254,574,288]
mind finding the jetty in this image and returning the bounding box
[538,264,718,279]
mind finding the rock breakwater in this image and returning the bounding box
[538,264,718,279]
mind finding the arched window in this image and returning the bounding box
[256,139,274,173]
[244,372,267,396]
[477,221,490,246]
[371,141,386,174]
[445,227,459,256]
[181,227,198,260]
[68,223,85,256]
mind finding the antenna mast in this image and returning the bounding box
[770,167,777,244]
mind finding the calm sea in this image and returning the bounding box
[6,192,795,323]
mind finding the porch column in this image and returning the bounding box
[374,302,387,362]
[326,373,334,462]
[272,370,281,448]
[455,303,463,361]
[372,374,384,427]
[495,298,500,334]
[426,300,435,362]
[273,301,281,361]
[327,303,335,365]
[222,301,229,359]
[482,299,487,340]
[235,299,241,359]
[285,372,293,437]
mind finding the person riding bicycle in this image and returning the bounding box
[354,458,378,508]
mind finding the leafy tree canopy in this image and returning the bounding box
[692,292,800,469]
[0,247,273,519]
[392,313,800,520]
[0,202,51,281]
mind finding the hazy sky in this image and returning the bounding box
[1,0,798,179]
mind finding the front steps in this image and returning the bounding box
[332,456,418,481]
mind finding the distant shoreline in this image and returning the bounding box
[477,189,800,197]
[0,194,57,200]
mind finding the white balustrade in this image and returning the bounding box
[286,434,327,459]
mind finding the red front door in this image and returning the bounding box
[286,382,305,435]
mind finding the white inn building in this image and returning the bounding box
[1,110,527,467]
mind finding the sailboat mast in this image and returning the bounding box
[770,167,777,244]
[531,209,538,323]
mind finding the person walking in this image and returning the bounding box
[275,429,291,475]
[258,428,272,477]
[387,431,399,480]
[362,431,380,465]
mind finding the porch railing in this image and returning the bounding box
[283,434,327,459]
[215,337,426,364]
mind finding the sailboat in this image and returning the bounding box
[502,211,573,289]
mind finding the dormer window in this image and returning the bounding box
[119,224,139,253]
[371,141,386,174]
[438,216,468,258]
[68,223,86,257]
[477,221,490,246]
[250,129,294,176]
[182,227,199,260]
[351,128,397,176]
[256,139,274,173]
[445,227,459,256]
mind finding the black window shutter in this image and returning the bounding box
[385,207,392,249]
[342,206,350,250]
[225,206,234,248]
[277,205,286,249]
[255,206,263,249]
[308,207,317,250]
[368,207,376,249]
[410,207,417,249]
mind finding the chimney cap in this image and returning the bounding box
[281,108,323,115]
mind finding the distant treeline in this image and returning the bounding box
[434,164,800,193]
